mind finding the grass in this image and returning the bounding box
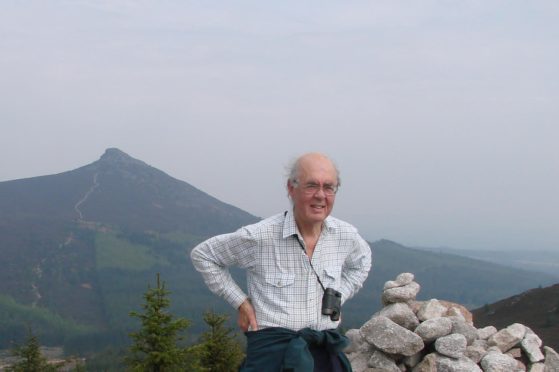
[0,294,95,347]
[161,230,204,247]
[95,231,168,271]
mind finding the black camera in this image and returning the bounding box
[321,288,342,321]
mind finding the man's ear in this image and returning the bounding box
[287,180,294,197]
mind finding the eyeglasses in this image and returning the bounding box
[293,180,339,196]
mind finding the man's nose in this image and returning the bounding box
[314,187,326,198]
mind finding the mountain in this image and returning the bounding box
[0,148,259,350]
[0,149,557,354]
[414,246,559,277]
[0,148,257,235]
[472,283,559,351]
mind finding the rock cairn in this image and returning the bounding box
[345,272,559,372]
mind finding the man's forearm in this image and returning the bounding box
[190,242,248,308]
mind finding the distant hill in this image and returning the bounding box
[0,149,557,355]
[472,283,559,351]
[414,246,559,276]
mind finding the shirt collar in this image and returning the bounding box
[282,209,336,239]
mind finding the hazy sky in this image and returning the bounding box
[1,1,558,251]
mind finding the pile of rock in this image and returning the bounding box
[344,273,559,371]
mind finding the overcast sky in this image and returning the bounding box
[1,1,557,251]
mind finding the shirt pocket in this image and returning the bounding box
[264,272,295,288]
[262,272,296,311]
[322,265,341,289]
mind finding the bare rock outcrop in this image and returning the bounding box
[344,273,558,372]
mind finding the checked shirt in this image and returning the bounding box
[190,210,372,331]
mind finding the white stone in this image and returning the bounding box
[395,272,415,285]
[403,352,422,369]
[465,344,486,364]
[487,323,526,352]
[360,316,424,356]
[477,325,498,340]
[377,302,420,330]
[382,282,421,304]
[411,353,438,372]
[417,299,447,321]
[449,316,478,345]
[414,317,453,342]
[344,328,364,354]
[481,350,518,372]
[528,362,544,372]
[544,346,559,371]
[437,355,483,372]
[435,333,467,359]
[367,350,400,372]
[521,333,544,363]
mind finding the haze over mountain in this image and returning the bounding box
[415,246,559,277]
[0,149,557,354]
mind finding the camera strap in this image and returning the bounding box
[292,234,326,293]
[284,211,326,293]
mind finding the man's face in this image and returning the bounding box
[288,155,338,228]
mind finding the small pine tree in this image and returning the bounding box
[7,326,57,372]
[126,273,193,372]
[195,310,244,372]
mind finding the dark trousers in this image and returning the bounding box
[309,345,344,372]
[239,327,350,372]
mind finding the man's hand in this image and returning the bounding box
[238,299,258,332]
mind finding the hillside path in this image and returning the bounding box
[74,172,99,220]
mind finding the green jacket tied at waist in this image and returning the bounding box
[239,327,352,372]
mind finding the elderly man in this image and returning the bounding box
[190,153,372,372]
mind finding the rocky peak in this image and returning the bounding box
[98,148,148,168]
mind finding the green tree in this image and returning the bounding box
[195,310,244,372]
[126,273,194,372]
[7,326,57,372]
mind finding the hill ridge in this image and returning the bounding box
[0,149,557,356]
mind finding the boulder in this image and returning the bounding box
[435,333,467,359]
[438,300,474,324]
[487,323,526,352]
[480,350,519,372]
[544,346,559,371]
[344,328,365,354]
[477,325,498,340]
[448,316,478,345]
[414,317,453,342]
[360,316,424,356]
[384,272,415,290]
[465,344,486,364]
[376,302,420,330]
[521,333,544,363]
[417,299,447,321]
[368,350,400,371]
[411,353,437,372]
[382,282,421,305]
[528,363,544,372]
[437,355,483,371]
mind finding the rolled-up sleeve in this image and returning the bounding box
[190,228,256,309]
